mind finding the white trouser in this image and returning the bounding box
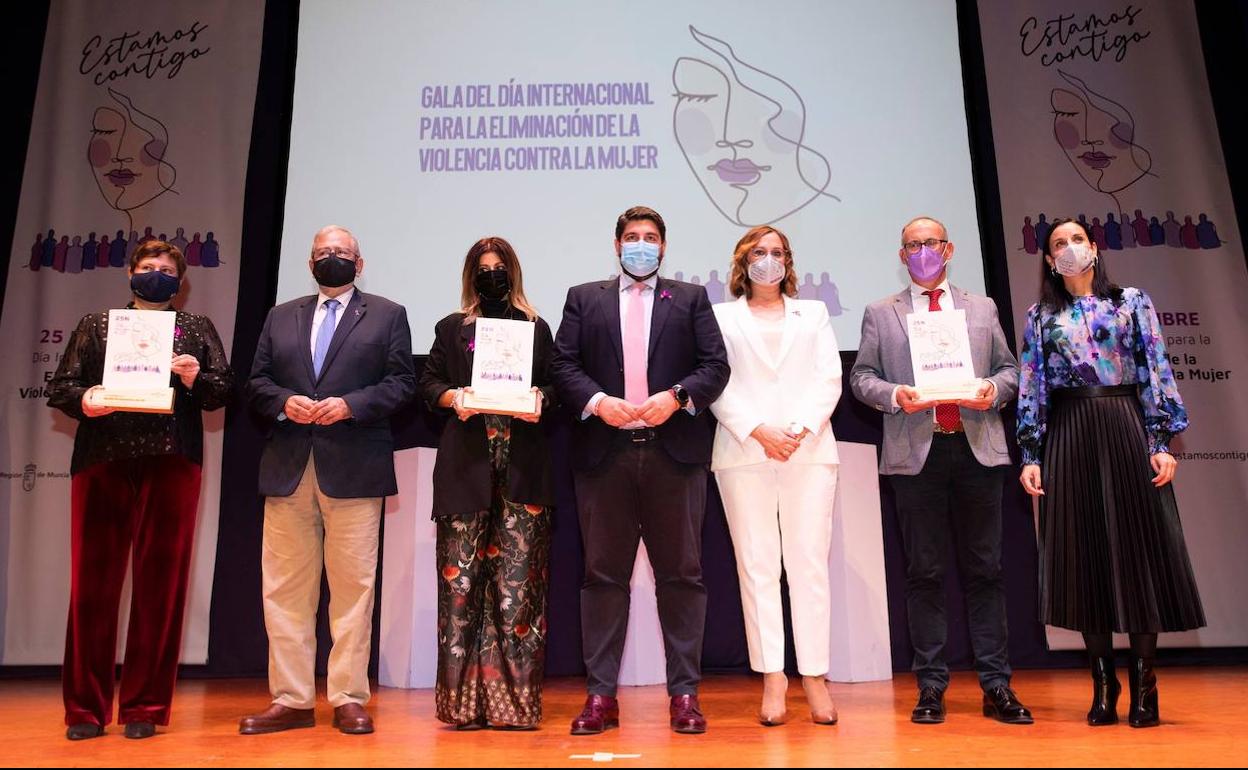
[715,462,838,675]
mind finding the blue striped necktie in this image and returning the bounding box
[313,298,340,378]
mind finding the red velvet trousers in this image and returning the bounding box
[62,454,201,727]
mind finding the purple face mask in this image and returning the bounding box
[906,244,946,283]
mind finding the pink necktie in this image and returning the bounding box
[624,283,648,404]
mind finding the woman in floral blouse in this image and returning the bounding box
[1017,218,1204,729]
[48,240,233,740]
[419,237,556,730]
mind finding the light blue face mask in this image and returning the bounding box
[620,240,662,279]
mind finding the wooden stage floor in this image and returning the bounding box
[2,669,1243,767]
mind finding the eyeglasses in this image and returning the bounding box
[749,248,787,260]
[902,238,948,254]
[312,248,358,261]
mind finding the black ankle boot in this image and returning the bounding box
[1128,656,1159,728]
[1087,657,1120,726]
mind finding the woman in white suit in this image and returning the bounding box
[710,226,842,726]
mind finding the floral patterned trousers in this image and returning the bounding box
[435,416,551,727]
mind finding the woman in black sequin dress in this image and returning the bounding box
[48,240,233,740]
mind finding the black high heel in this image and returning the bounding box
[1128,656,1159,728]
[1086,657,1120,726]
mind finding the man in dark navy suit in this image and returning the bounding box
[553,206,730,735]
[241,225,416,736]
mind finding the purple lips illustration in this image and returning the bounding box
[707,157,771,185]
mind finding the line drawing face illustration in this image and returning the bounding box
[479,334,525,382]
[672,25,838,226]
[1050,70,1153,213]
[111,316,167,374]
[917,325,958,363]
[129,319,160,358]
[87,88,178,231]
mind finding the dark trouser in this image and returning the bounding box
[63,455,202,727]
[889,433,1011,692]
[574,436,707,697]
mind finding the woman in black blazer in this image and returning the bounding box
[419,236,556,730]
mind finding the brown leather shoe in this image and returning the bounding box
[570,694,619,735]
[238,703,315,735]
[670,694,707,734]
[333,702,375,735]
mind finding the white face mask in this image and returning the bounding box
[747,254,786,286]
[1054,242,1097,276]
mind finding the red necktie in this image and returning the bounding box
[922,289,963,432]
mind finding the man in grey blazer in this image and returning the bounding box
[851,216,1032,726]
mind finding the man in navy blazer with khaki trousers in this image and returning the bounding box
[242,225,416,736]
[553,206,729,735]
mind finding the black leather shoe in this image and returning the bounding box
[1128,657,1160,728]
[66,723,104,741]
[982,685,1034,724]
[911,687,945,724]
[123,721,156,739]
[1087,657,1121,726]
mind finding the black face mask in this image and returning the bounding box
[312,255,357,288]
[474,269,511,301]
[130,271,181,303]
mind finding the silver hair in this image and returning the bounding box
[311,225,360,256]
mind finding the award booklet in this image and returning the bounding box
[463,317,538,415]
[87,308,177,413]
[907,309,980,402]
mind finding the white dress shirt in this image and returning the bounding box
[618,273,657,357]
[276,286,356,422]
[310,286,355,357]
[755,313,785,362]
[584,274,694,424]
[910,278,952,314]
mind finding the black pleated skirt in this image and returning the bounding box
[1038,385,1205,633]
